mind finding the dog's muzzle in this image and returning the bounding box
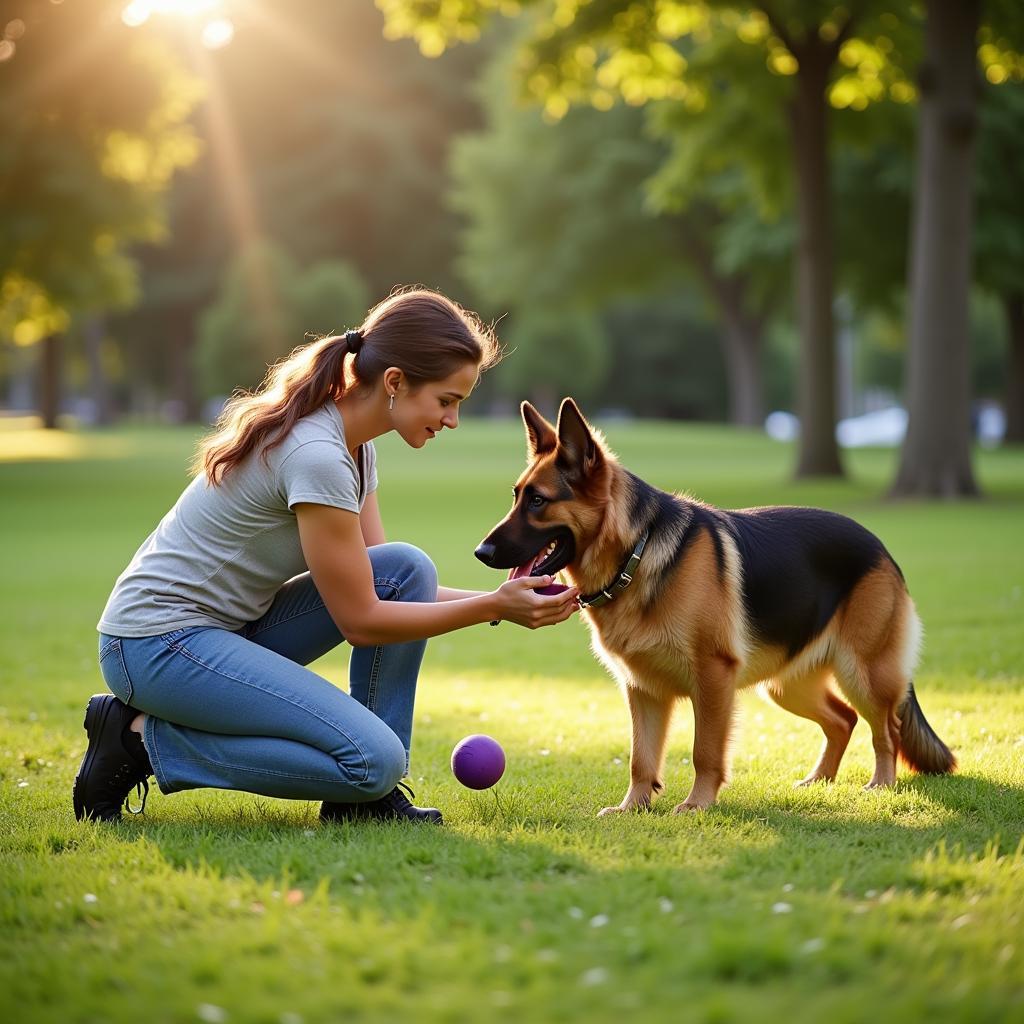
[474,541,497,566]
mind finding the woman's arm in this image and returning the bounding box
[359,490,387,547]
[436,585,489,602]
[356,492,534,606]
[296,503,578,646]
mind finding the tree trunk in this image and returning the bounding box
[83,315,115,426]
[891,0,981,497]
[38,334,61,430]
[170,307,202,422]
[1005,292,1024,444]
[700,269,764,428]
[720,312,764,428]
[790,45,844,477]
[677,217,765,427]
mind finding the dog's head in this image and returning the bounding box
[474,398,611,577]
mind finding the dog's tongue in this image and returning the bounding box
[508,552,544,581]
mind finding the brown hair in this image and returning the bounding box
[194,287,502,484]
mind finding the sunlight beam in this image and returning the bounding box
[234,0,345,80]
[122,1,225,28]
[187,39,281,340]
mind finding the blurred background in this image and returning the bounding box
[1,0,1022,495]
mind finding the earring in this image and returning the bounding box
[388,393,395,411]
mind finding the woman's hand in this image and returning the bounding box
[493,575,580,629]
[297,503,578,642]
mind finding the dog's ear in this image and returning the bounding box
[521,401,557,457]
[556,398,603,477]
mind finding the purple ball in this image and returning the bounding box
[536,582,570,596]
[451,734,506,790]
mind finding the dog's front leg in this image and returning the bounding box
[675,657,737,812]
[598,684,674,817]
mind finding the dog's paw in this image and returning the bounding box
[863,777,895,790]
[597,801,651,816]
[795,773,834,787]
[598,784,657,816]
[672,799,713,813]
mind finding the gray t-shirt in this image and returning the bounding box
[98,402,377,637]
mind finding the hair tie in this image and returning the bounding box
[343,329,364,355]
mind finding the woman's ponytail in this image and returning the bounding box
[193,288,501,485]
[194,333,353,484]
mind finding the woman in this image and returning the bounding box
[75,289,579,825]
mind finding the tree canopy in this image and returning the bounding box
[195,242,369,399]
[0,0,201,345]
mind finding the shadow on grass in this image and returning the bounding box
[61,684,1020,975]
[117,764,1024,900]
[45,766,1023,1021]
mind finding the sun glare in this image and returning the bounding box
[201,18,234,49]
[122,0,223,25]
[122,0,234,49]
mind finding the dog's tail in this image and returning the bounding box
[898,683,956,774]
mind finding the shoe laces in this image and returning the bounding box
[385,781,416,811]
[104,759,150,816]
[125,778,149,816]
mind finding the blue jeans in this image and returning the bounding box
[97,543,437,803]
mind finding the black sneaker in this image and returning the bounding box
[73,694,152,822]
[320,781,443,824]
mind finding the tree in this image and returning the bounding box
[603,295,731,419]
[654,196,792,427]
[109,0,489,420]
[380,0,892,475]
[212,0,487,301]
[498,311,611,413]
[975,81,1024,444]
[833,53,1024,455]
[758,4,864,476]
[451,32,790,425]
[890,0,982,496]
[112,161,231,422]
[382,0,1024,487]
[450,50,673,410]
[195,242,368,400]
[890,2,1024,492]
[0,0,201,426]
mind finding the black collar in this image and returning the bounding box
[577,530,650,609]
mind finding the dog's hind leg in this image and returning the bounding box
[832,657,904,789]
[675,656,737,812]
[764,669,859,784]
[599,684,675,816]
[832,569,919,789]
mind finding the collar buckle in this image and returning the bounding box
[578,530,649,610]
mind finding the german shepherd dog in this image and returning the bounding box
[475,399,956,814]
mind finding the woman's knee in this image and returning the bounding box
[375,542,438,601]
[352,728,406,800]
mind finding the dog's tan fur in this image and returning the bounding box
[488,399,954,814]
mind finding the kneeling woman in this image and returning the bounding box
[75,289,578,825]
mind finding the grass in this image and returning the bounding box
[1,415,1022,1024]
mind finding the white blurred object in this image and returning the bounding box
[836,406,908,448]
[975,402,1005,448]
[201,17,234,49]
[766,403,1005,450]
[764,410,799,442]
[68,397,99,426]
[203,396,229,425]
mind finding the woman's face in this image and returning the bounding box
[391,361,480,449]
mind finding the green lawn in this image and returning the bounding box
[1,417,1022,1024]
